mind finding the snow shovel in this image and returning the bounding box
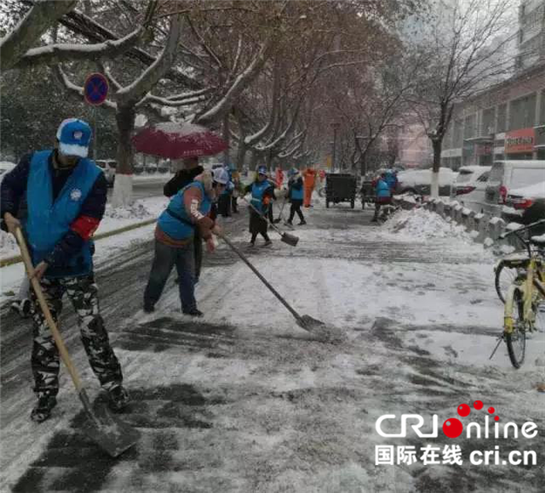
[242,197,299,247]
[15,228,141,458]
[217,232,324,332]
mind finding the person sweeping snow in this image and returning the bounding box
[241,166,276,247]
[143,168,227,316]
[1,118,129,422]
[287,168,306,226]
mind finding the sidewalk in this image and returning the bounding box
[2,201,544,492]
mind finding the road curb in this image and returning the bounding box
[0,218,156,268]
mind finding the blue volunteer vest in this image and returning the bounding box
[250,181,271,213]
[157,181,212,240]
[25,150,102,277]
[376,179,391,198]
[290,179,304,200]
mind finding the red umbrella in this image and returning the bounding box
[132,122,228,159]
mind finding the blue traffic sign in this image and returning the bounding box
[84,73,109,106]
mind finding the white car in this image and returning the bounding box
[95,159,117,187]
[484,160,545,217]
[396,167,457,196]
[449,165,491,213]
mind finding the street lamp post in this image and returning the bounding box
[331,122,340,172]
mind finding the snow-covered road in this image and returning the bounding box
[1,201,544,492]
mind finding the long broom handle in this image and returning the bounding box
[217,232,303,323]
[15,228,84,392]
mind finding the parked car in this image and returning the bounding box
[95,159,116,187]
[483,160,545,217]
[158,160,170,173]
[504,180,545,222]
[449,165,491,212]
[145,162,158,174]
[396,167,457,196]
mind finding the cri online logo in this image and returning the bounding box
[443,400,497,438]
[376,400,538,439]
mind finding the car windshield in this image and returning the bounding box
[488,163,504,182]
[511,168,545,189]
[107,162,116,169]
[455,170,474,183]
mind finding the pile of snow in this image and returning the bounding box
[384,208,473,241]
[104,199,161,221]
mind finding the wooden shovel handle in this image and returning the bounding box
[15,228,84,392]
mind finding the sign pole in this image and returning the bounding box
[94,106,98,161]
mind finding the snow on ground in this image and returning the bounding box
[133,172,173,183]
[2,200,544,492]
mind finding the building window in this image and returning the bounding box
[497,104,507,133]
[509,93,537,130]
[464,114,477,139]
[481,107,495,135]
[453,119,463,147]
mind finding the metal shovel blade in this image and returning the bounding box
[297,314,325,331]
[80,391,141,458]
[281,232,299,247]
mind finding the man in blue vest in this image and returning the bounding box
[143,168,227,315]
[0,118,128,423]
[372,171,392,222]
[287,168,306,225]
[241,166,275,246]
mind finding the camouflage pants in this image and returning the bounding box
[29,275,123,397]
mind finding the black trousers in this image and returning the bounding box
[288,199,305,222]
[218,193,232,217]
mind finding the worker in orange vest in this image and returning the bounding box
[275,167,284,189]
[303,166,317,207]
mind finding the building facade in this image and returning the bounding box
[441,63,545,169]
[517,0,545,71]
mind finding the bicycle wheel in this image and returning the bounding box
[505,289,526,369]
[495,262,518,304]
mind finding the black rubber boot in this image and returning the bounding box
[108,385,130,412]
[30,395,57,423]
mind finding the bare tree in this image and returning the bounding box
[0,0,155,70]
[57,7,183,207]
[406,0,517,196]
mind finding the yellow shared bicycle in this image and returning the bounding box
[494,219,545,369]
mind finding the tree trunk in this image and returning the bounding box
[222,112,230,165]
[431,138,442,198]
[112,104,136,208]
[250,150,260,171]
[236,141,247,171]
